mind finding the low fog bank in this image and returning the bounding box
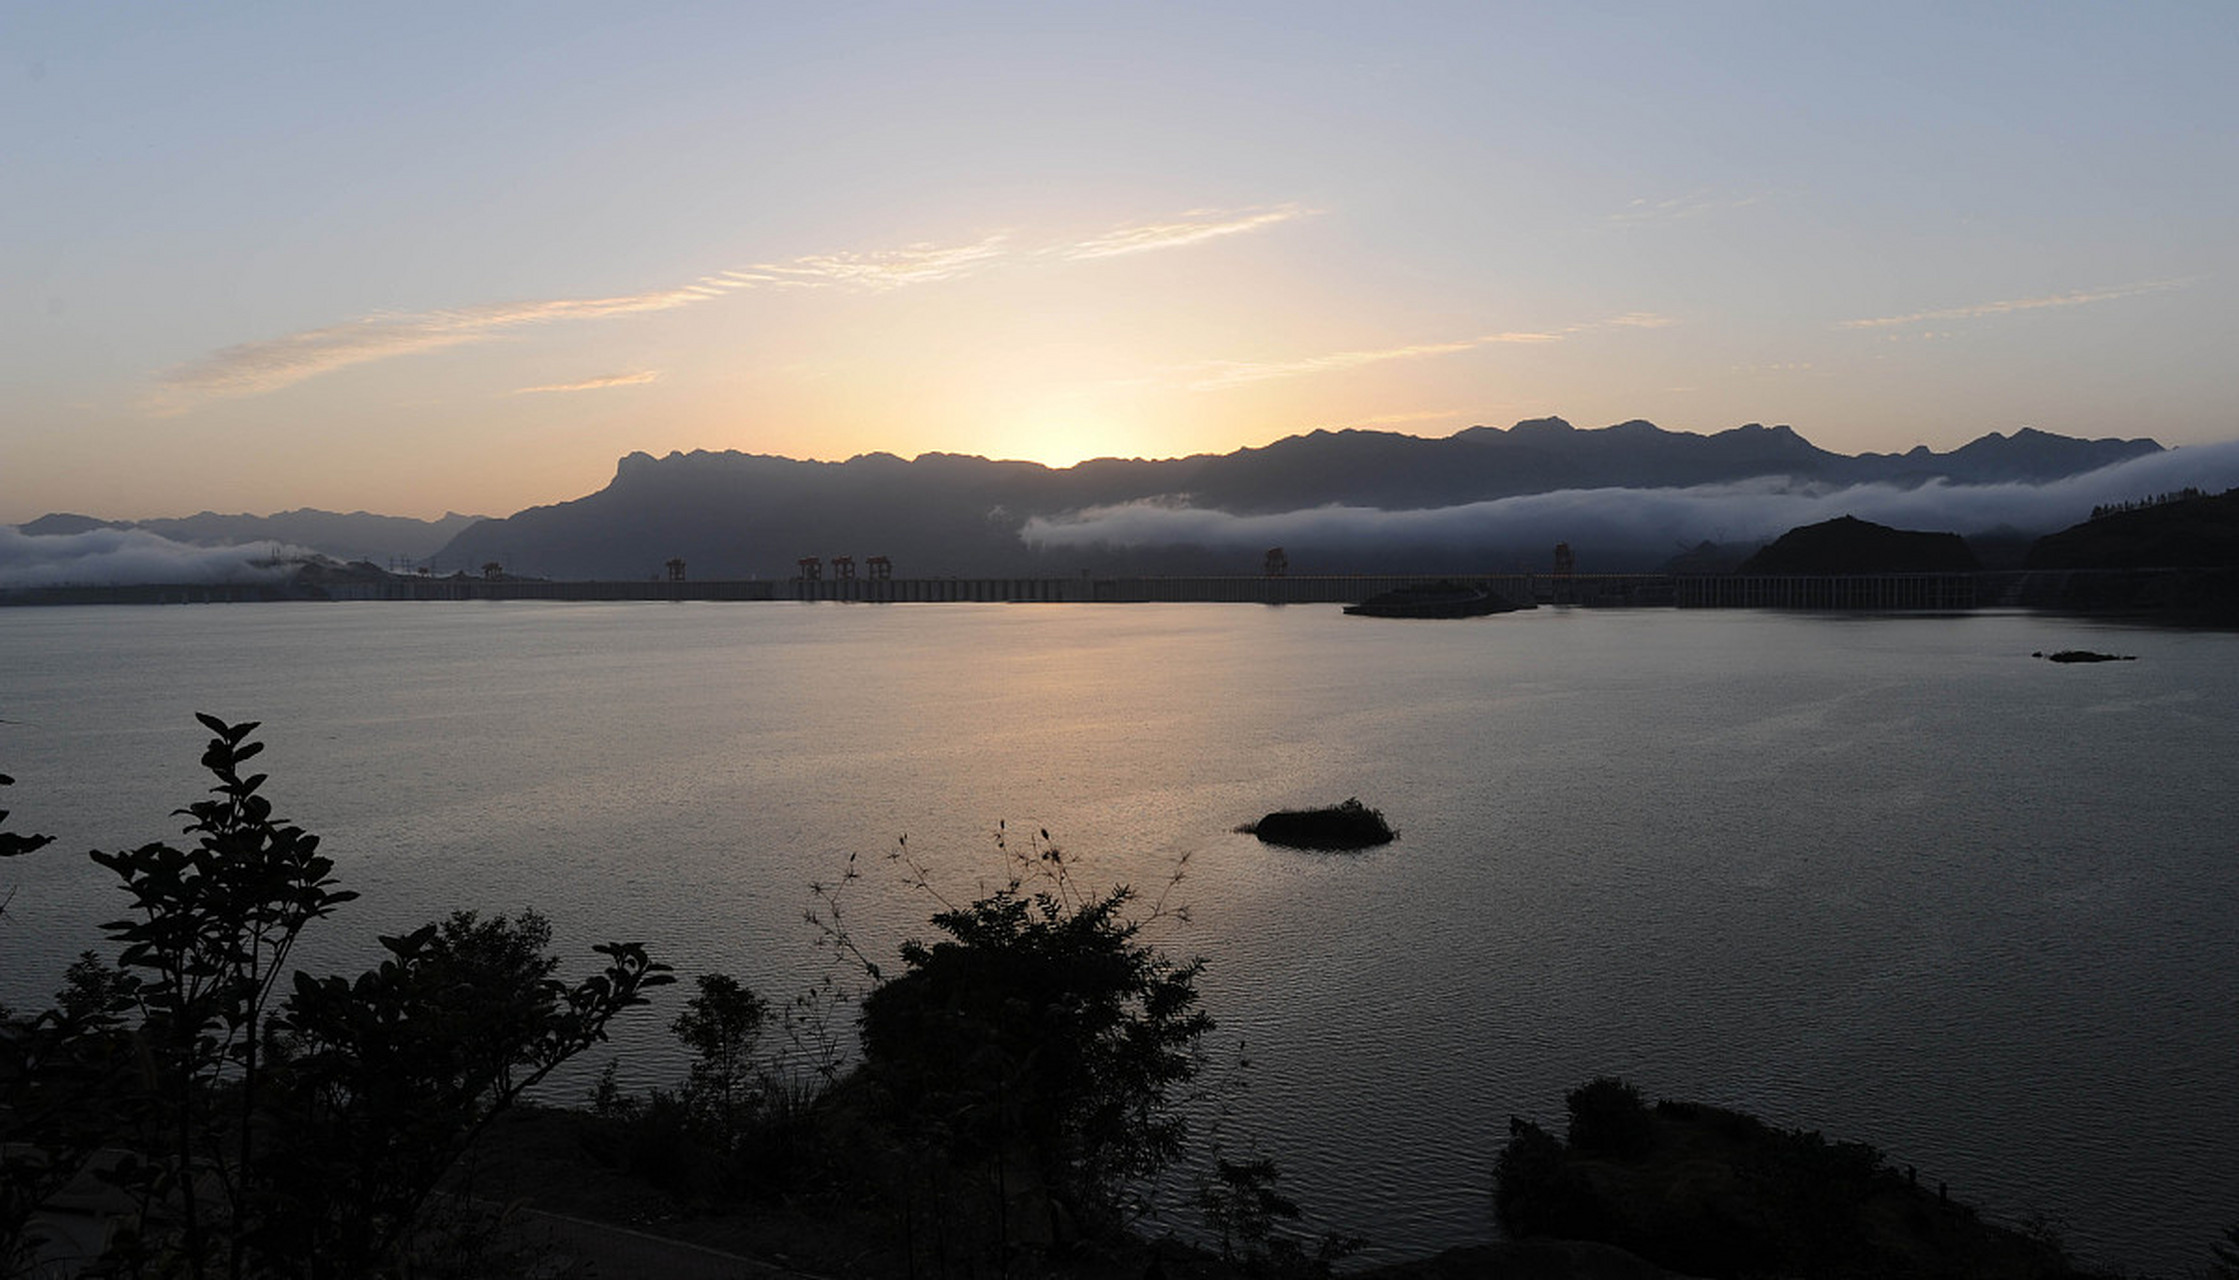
[1022,441,2239,569]
[0,527,305,589]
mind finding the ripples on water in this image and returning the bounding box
[2,602,2233,1273]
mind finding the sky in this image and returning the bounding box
[5,1,2237,524]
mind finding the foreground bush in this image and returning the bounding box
[0,715,670,1278]
[856,877,1212,1241]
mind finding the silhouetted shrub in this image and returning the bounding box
[1,716,671,1276]
[1565,1076,1655,1157]
[1493,1116,1608,1241]
[856,878,1212,1240]
[673,972,770,1145]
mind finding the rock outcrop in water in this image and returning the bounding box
[1244,799,1396,850]
[2033,650,2136,663]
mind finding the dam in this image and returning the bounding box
[5,570,2177,614]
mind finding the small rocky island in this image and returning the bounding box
[1243,798,1396,850]
[2033,650,2136,663]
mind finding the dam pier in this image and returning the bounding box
[9,570,2055,611]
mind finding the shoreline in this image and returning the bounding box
[1,566,2232,623]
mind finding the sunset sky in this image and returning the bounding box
[6,2,2236,523]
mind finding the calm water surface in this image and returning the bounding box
[2,602,2234,1272]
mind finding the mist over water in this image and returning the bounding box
[13,439,2239,586]
[1,602,2233,1273]
[0,526,302,588]
[1025,439,2239,560]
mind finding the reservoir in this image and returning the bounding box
[2,602,2233,1273]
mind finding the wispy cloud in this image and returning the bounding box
[148,203,1309,411]
[149,285,734,411]
[1606,190,1763,226]
[1327,408,1473,429]
[1190,333,1553,390]
[1189,312,1672,391]
[145,234,1016,411]
[510,370,661,396]
[1063,204,1312,260]
[718,235,1012,290]
[1839,277,2196,330]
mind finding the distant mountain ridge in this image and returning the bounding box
[434,418,2162,579]
[15,509,486,564]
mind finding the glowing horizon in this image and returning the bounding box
[6,5,2236,524]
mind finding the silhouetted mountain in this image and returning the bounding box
[1739,516,1980,574]
[1457,418,1842,491]
[13,509,486,563]
[438,450,1063,580]
[1856,426,2164,485]
[18,513,127,537]
[435,420,2163,579]
[2015,490,2239,621]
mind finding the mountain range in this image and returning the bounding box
[11,419,2179,580]
[427,419,2163,578]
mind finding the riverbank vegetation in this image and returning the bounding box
[1,720,1346,1278]
[568,827,1365,1278]
[1,717,672,1278]
[6,723,2232,1278]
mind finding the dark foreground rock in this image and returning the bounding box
[1497,1079,2108,1280]
[1245,798,1396,850]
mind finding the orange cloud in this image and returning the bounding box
[1063,204,1313,260]
[720,234,1011,290]
[510,370,662,395]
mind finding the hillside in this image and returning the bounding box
[1739,516,1980,574]
[2025,487,2239,569]
[2016,487,2239,622]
